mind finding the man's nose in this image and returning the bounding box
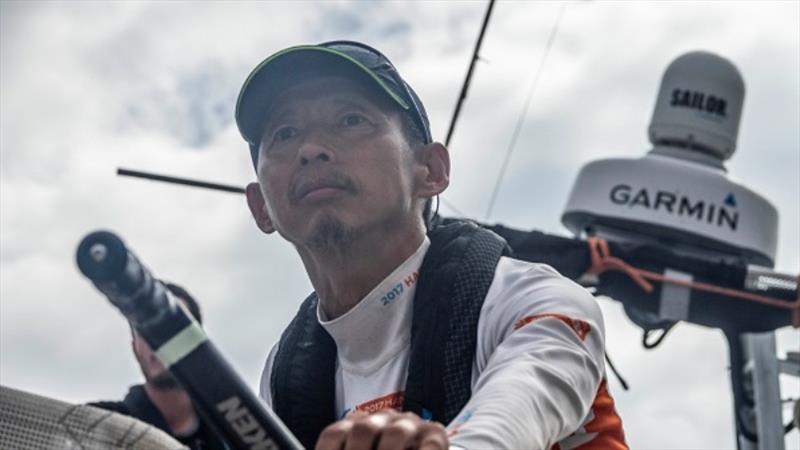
[298,130,335,166]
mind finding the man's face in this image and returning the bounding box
[251,76,420,250]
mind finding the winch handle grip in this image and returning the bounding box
[76,230,303,450]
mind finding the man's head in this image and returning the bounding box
[132,282,202,390]
[236,41,433,167]
[237,41,450,253]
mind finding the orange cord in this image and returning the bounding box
[586,237,800,328]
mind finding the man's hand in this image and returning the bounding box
[315,410,448,450]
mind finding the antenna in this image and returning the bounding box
[117,168,245,194]
[445,0,496,148]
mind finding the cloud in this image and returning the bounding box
[115,62,238,149]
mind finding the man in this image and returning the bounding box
[91,282,228,450]
[238,41,626,450]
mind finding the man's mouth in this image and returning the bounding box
[292,175,355,203]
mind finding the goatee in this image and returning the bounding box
[307,215,357,252]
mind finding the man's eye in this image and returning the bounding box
[273,126,298,142]
[340,114,366,127]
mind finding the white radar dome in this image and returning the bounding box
[648,51,745,160]
[562,50,777,267]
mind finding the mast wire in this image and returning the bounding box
[484,3,568,221]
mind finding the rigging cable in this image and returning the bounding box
[439,197,467,217]
[484,3,568,220]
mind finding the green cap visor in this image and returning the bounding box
[235,45,415,165]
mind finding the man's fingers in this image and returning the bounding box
[417,422,448,450]
[376,416,418,450]
[344,412,393,450]
[316,419,355,450]
[315,410,448,450]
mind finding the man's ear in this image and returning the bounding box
[413,142,450,198]
[245,182,276,234]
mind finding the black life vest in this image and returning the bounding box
[270,219,508,449]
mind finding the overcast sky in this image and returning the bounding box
[1,1,798,449]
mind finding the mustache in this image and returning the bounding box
[289,171,357,203]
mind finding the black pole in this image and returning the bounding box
[76,230,302,450]
[117,168,246,194]
[726,332,758,449]
[444,0,496,147]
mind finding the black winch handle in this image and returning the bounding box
[76,230,303,450]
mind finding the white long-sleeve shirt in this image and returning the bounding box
[260,238,626,450]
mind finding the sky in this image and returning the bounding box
[1,1,798,449]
